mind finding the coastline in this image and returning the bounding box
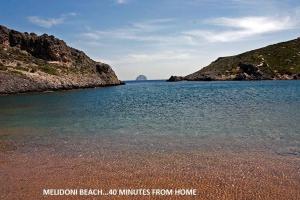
[0,81,125,96]
[167,76,300,82]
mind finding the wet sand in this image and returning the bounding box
[1,131,300,200]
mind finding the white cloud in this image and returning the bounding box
[28,16,64,28]
[28,13,77,28]
[81,15,298,46]
[81,18,180,43]
[116,0,128,4]
[111,50,193,64]
[131,18,174,31]
[184,16,297,42]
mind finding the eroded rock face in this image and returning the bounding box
[233,62,271,80]
[1,25,76,62]
[0,25,10,47]
[167,76,184,82]
[0,25,122,94]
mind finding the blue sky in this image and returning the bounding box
[1,0,300,80]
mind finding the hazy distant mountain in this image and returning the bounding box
[168,37,300,82]
[0,25,123,94]
[136,75,147,81]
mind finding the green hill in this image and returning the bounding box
[168,37,300,81]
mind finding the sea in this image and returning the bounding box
[0,80,299,156]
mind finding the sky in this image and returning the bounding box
[1,0,300,80]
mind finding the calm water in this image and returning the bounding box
[0,80,300,155]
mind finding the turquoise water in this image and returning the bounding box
[0,80,300,155]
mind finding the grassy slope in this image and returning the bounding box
[187,37,300,78]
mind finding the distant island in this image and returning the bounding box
[168,37,300,82]
[136,75,147,81]
[0,25,123,94]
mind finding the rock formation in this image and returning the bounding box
[0,25,123,94]
[136,75,147,81]
[168,37,300,81]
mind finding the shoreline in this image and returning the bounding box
[0,81,125,96]
[167,76,300,82]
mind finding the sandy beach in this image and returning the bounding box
[1,130,300,200]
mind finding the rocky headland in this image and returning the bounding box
[168,37,300,82]
[0,25,123,94]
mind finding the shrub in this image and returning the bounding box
[0,65,7,71]
[40,65,58,75]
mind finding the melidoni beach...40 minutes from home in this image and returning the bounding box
[1,1,300,200]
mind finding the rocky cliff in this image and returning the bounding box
[168,37,300,81]
[0,25,123,94]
